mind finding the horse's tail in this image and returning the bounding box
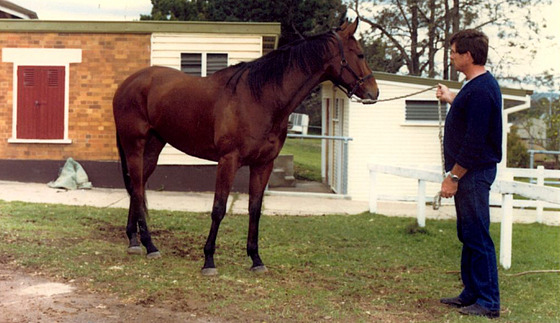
[116,131,133,196]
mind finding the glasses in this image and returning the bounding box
[450,49,465,55]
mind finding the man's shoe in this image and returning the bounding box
[459,303,500,319]
[440,296,474,308]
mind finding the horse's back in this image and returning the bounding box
[113,66,225,160]
[114,66,186,106]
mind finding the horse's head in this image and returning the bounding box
[329,19,379,102]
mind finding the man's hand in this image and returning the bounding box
[440,164,467,198]
[436,83,456,104]
[440,175,458,198]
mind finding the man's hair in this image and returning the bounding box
[450,29,489,66]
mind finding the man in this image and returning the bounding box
[436,29,502,319]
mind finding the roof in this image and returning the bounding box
[0,0,38,19]
[373,71,533,98]
[0,19,281,36]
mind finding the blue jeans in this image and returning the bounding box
[454,167,500,311]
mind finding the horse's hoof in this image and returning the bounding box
[250,265,268,274]
[127,246,142,255]
[201,268,218,276]
[146,251,161,259]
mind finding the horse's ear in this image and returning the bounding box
[339,19,359,38]
[339,18,349,31]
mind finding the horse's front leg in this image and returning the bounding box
[247,161,274,273]
[202,154,239,276]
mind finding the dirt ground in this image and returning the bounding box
[0,266,220,323]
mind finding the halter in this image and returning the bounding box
[331,30,374,98]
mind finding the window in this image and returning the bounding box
[17,66,65,139]
[2,48,81,144]
[405,100,447,122]
[334,98,343,121]
[262,36,276,55]
[181,53,228,76]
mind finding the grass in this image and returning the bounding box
[0,200,559,322]
[280,137,322,182]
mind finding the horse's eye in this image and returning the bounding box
[357,54,365,59]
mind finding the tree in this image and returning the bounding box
[140,0,207,21]
[541,95,560,167]
[141,0,348,46]
[350,0,551,82]
[507,125,529,168]
[511,93,560,168]
[360,36,403,73]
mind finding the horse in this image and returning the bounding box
[113,19,379,276]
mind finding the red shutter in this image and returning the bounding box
[17,66,65,139]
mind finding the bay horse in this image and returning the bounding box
[113,19,379,275]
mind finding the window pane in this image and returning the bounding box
[181,53,202,76]
[206,53,227,75]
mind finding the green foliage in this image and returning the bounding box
[140,0,207,21]
[507,125,530,168]
[544,98,560,154]
[1,201,558,322]
[360,36,403,73]
[511,93,560,168]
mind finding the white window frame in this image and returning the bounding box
[2,48,82,144]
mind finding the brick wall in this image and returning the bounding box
[0,32,151,161]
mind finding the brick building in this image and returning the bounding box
[0,20,280,190]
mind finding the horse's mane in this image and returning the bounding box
[225,32,335,100]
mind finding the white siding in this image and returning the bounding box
[322,77,530,203]
[324,81,444,201]
[151,33,263,165]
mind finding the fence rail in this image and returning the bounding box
[368,164,560,269]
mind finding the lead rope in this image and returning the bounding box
[353,84,438,104]
[433,98,445,210]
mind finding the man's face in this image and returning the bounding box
[450,43,471,73]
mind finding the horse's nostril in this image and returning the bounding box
[367,90,379,100]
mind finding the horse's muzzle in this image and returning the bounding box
[366,88,380,101]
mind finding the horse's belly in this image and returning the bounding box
[154,122,219,162]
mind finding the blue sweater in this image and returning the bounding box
[444,72,503,172]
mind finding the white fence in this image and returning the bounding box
[368,164,560,269]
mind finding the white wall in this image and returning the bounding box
[346,80,444,201]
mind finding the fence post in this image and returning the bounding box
[536,165,544,223]
[417,179,426,227]
[342,139,349,195]
[369,169,377,213]
[500,193,513,270]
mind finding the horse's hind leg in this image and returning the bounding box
[247,161,274,273]
[122,133,165,258]
[138,133,166,258]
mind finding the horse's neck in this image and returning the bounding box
[270,68,326,117]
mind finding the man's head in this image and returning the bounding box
[450,29,489,66]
